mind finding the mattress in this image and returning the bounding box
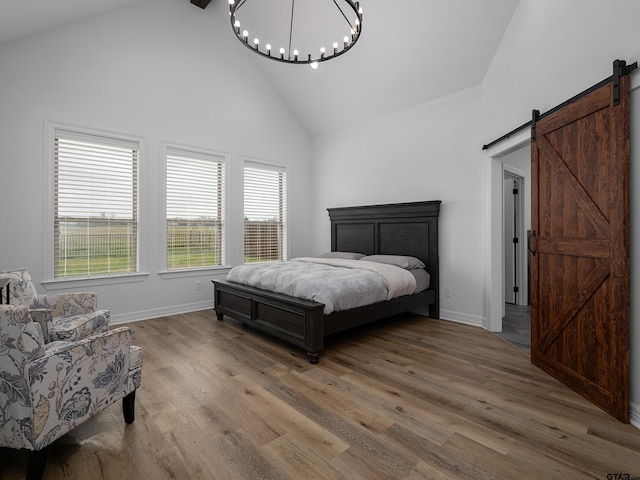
[226,257,429,315]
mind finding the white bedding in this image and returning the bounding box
[226,257,419,314]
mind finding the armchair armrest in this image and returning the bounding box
[28,308,52,341]
[26,326,135,450]
[36,292,98,316]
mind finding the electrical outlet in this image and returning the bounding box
[444,287,451,298]
[196,281,202,291]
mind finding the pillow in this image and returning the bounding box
[318,251,366,260]
[360,254,425,270]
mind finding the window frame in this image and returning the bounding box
[163,144,228,272]
[242,159,288,264]
[43,121,147,285]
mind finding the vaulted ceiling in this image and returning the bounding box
[0,0,146,46]
[0,0,519,137]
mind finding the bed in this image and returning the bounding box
[212,200,441,363]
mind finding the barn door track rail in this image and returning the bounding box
[482,59,637,151]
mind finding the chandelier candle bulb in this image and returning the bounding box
[253,38,259,49]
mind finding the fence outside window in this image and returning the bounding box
[244,220,285,262]
[167,219,223,269]
[56,220,136,277]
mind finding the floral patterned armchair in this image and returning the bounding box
[0,269,110,343]
[0,304,142,479]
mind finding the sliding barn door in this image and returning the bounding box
[530,74,630,422]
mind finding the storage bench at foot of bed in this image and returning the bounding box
[213,279,325,363]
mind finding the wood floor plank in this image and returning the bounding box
[205,378,285,446]
[219,373,350,459]
[307,361,454,440]
[204,428,284,480]
[382,422,499,480]
[336,364,516,454]
[264,377,419,478]
[587,420,640,450]
[261,433,346,480]
[403,460,469,480]
[272,364,395,435]
[2,311,640,480]
[442,432,535,480]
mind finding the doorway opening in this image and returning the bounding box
[503,171,523,305]
[494,144,531,353]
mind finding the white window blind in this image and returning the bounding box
[244,163,287,263]
[166,148,225,269]
[54,131,139,279]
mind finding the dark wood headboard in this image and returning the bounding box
[327,200,441,315]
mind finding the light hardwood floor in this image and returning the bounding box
[2,310,639,479]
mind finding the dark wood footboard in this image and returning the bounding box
[213,279,438,363]
[213,279,325,363]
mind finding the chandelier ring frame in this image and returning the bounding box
[229,0,363,66]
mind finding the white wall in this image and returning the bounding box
[311,86,486,326]
[311,0,640,424]
[481,0,640,424]
[482,0,640,140]
[0,0,313,322]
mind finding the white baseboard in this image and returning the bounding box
[109,300,215,325]
[631,401,640,429]
[409,307,484,328]
[439,309,484,327]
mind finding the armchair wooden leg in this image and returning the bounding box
[26,448,48,480]
[123,391,136,424]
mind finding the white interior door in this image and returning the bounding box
[503,172,522,304]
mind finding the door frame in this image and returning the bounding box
[483,129,530,332]
[503,166,527,307]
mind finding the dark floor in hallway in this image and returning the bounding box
[497,303,530,354]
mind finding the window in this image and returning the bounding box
[243,162,287,263]
[166,148,225,270]
[53,130,139,279]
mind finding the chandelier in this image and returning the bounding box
[228,0,363,69]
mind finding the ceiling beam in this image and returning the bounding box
[190,0,211,9]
